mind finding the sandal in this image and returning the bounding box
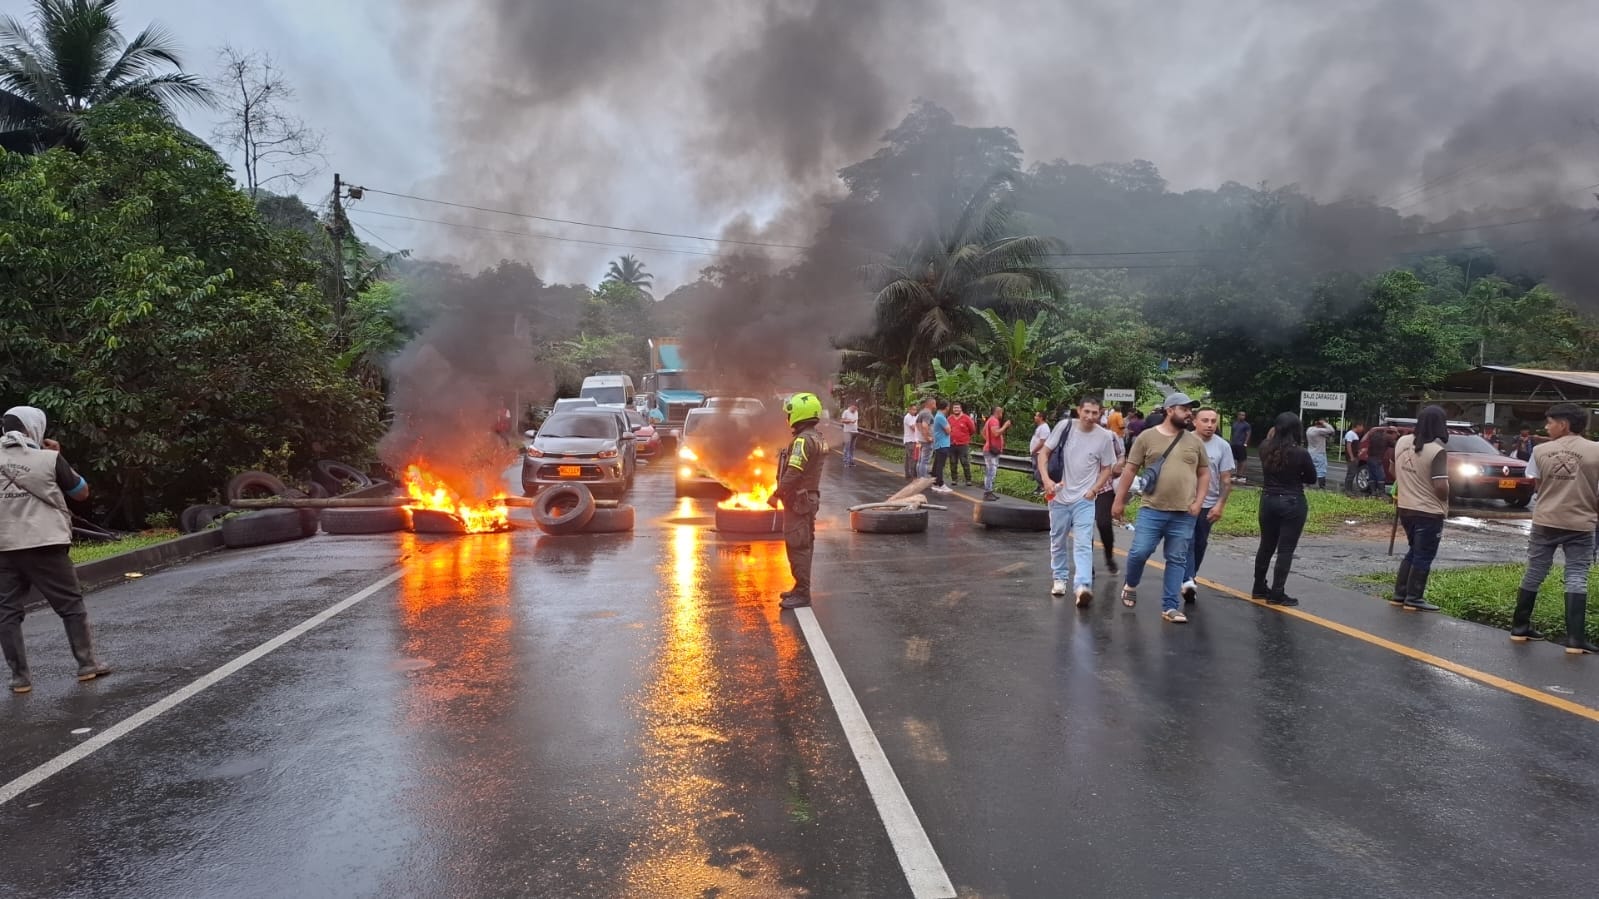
[1121,586,1137,608]
[1162,609,1189,624]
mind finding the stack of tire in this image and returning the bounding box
[531,484,634,535]
[207,471,321,549]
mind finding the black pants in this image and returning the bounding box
[951,445,972,483]
[931,448,950,486]
[1095,490,1116,556]
[784,492,820,595]
[1254,493,1308,592]
[0,545,88,675]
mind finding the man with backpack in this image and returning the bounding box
[1037,397,1119,607]
[1112,393,1211,623]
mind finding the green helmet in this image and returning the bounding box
[784,391,823,426]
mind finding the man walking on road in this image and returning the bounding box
[1230,412,1252,484]
[1113,393,1211,623]
[1305,418,1336,488]
[1342,422,1366,492]
[775,392,827,610]
[1,406,112,693]
[982,405,1010,502]
[948,402,977,487]
[930,400,953,493]
[915,398,936,479]
[1182,407,1235,604]
[1510,403,1599,653]
[839,402,859,468]
[1038,396,1118,607]
[901,402,919,479]
[1029,411,1051,494]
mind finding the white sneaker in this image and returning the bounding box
[931,485,954,494]
[1074,585,1093,607]
[1181,580,1197,603]
[1051,580,1067,596]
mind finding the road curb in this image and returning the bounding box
[76,529,226,591]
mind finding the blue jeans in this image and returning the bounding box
[1366,459,1386,495]
[983,451,1001,492]
[916,443,933,478]
[843,432,857,465]
[1048,498,1097,588]
[1310,450,1327,479]
[1185,508,1214,583]
[1124,507,1196,611]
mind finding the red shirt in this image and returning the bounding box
[983,416,1006,453]
[949,413,977,445]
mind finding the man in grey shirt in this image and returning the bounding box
[915,398,935,479]
[1305,418,1337,489]
[1037,397,1118,606]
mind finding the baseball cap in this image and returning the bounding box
[1163,392,1194,408]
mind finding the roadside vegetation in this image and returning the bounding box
[1354,565,1599,642]
[69,531,180,565]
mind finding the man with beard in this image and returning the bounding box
[1112,393,1211,624]
[1037,396,1118,607]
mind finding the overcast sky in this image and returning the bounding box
[102,1,1599,291]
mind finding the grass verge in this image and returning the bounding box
[1353,565,1599,642]
[69,530,180,565]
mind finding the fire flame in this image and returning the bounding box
[716,447,781,511]
[403,465,510,533]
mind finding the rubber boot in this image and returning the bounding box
[1317,477,1326,490]
[1391,560,1413,607]
[1402,566,1440,612]
[1509,588,1545,642]
[64,617,111,681]
[2,625,30,693]
[1563,593,1599,654]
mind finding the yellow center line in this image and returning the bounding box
[844,443,1599,723]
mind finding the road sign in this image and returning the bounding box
[1300,391,1346,411]
[1104,388,1136,403]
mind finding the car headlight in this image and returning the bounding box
[678,446,698,461]
[597,448,618,459]
[526,446,544,458]
[679,465,694,479]
[1456,463,1481,477]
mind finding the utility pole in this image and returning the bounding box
[329,172,348,328]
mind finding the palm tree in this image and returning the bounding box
[0,0,211,152]
[862,172,1064,382]
[603,254,654,297]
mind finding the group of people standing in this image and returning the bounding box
[899,398,1009,499]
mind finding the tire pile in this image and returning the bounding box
[178,462,398,549]
[531,484,636,535]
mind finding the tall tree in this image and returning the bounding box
[209,46,324,198]
[603,254,654,297]
[0,0,210,151]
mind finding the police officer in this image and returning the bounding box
[772,392,826,610]
[1,406,112,693]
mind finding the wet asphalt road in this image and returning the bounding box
[3,454,1597,898]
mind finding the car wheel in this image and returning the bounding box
[1354,467,1371,493]
[1506,494,1532,509]
[222,509,306,548]
[321,506,411,534]
[533,484,598,535]
[851,507,929,534]
[973,499,1050,531]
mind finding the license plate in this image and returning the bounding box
[559,465,582,478]
[1498,479,1518,489]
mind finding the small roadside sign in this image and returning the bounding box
[1104,388,1136,403]
[1300,391,1346,411]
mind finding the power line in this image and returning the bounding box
[350,219,404,253]
[349,209,746,258]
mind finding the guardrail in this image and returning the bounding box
[848,426,1039,474]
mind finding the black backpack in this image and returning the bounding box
[1046,419,1071,482]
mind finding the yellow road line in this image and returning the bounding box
[847,445,1599,723]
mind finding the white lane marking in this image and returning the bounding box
[0,569,406,807]
[793,607,957,899]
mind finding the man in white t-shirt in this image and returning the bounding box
[1037,396,1118,606]
[1342,422,1365,492]
[840,402,860,467]
[901,403,919,480]
[1028,411,1051,495]
[1182,407,1236,603]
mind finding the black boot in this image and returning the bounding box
[1317,477,1326,489]
[1104,552,1119,575]
[1,625,29,694]
[1509,588,1545,642]
[1402,566,1440,611]
[63,617,111,681]
[1563,593,1599,654]
[1251,579,1270,600]
[1391,560,1413,607]
[779,592,812,609]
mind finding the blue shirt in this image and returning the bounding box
[933,412,951,450]
[1231,420,1252,447]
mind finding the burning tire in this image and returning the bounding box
[221,509,306,548]
[582,504,636,534]
[226,471,290,502]
[180,503,232,534]
[973,500,1050,531]
[851,507,928,534]
[411,508,466,535]
[321,506,410,535]
[313,460,374,496]
[715,507,784,535]
[533,483,598,536]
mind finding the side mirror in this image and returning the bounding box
[524,429,537,439]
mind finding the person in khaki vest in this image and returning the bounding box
[1511,403,1599,654]
[0,406,112,693]
[1391,405,1450,612]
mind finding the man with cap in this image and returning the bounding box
[1,406,112,693]
[1111,393,1211,623]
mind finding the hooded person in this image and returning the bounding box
[1,405,111,694]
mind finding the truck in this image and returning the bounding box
[641,337,706,446]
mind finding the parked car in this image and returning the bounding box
[522,410,635,499]
[625,408,661,458]
[1355,422,1533,507]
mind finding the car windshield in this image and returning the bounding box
[581,386,626,405]
[656,372,700,391]
[539,414,617,440]
[683,414,709,437]
[625,410,647,428]
[554,398,597,412]
[1448,434,1502,455]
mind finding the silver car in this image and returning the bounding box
[522,410,635,499]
